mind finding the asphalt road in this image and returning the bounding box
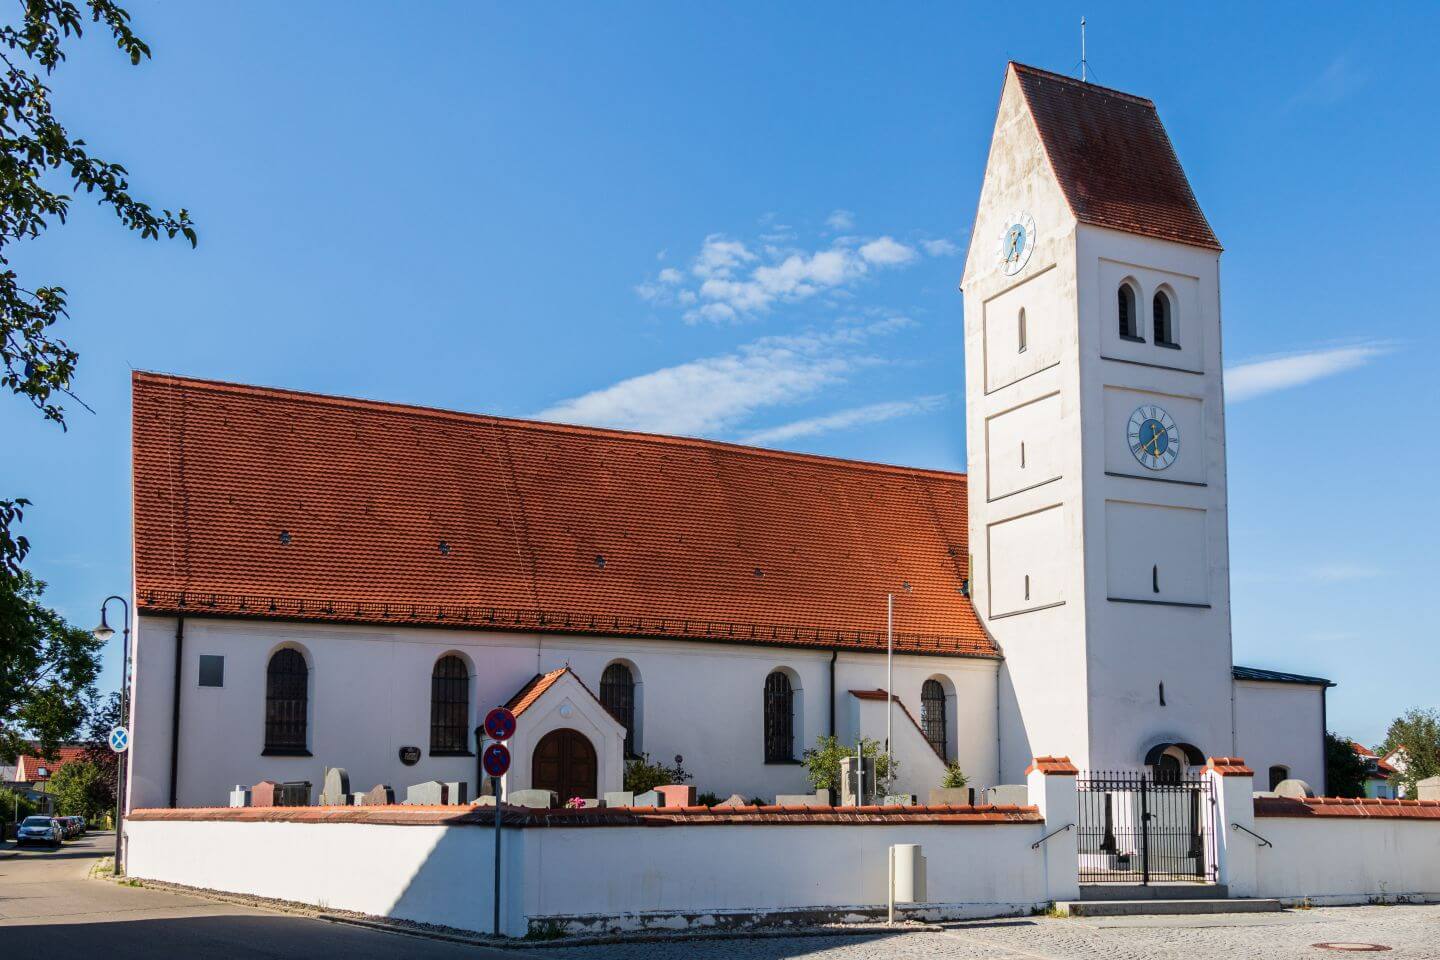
[0,831,516,959]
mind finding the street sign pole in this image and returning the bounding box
[492,773,502,936]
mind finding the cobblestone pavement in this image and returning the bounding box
[557,906,1440,959]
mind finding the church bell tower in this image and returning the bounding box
[961,63,1235,779]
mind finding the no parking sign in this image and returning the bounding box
[482,742,511,778]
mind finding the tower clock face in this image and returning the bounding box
[1128,405,1180,471]
[998,212,1036,276]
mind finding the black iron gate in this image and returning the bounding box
[1076,771,1217,884]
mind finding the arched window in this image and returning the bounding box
[1017,307,1027,353]
[1155,752,1183,784]
[920,679,947,758]
[600,662,636,757]
[264,648,309,754]
[1118,283,1140,340]
[1268,765,1289,792]
[430,655,469,754]
[764,671,795,762]
[1153,290,1176,346]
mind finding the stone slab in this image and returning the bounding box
[1415,775,1440,801]
[882,794,916,806]
[405,780,448,805]
[228,786,251,808]
[775,791,829,807]
[632,790,661,808]
[983,784,1029,806]
[603,791,635,808]
[656,784,697,808]
[363,784,395,806]
[1055,899,1282,917]
[445,781,469,805]
[319,767,350,806]
[508,789,556,809]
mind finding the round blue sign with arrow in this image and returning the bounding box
[482,742,511,778]
[108,726,130,753]
[484,706,516,742]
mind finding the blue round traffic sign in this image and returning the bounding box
[484,707,516,742]
[482,742,511,778]
[108,726,130,753]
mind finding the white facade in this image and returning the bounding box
[1232,679,1327,790]
[127,614,999,810]
[963,65,1236,780]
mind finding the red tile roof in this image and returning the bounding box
[131,373,996,658]
[1011,62,1221,252]
[505,667,607,718]
[1205,756,1255,777]
[14,746,87,782]
[1255,796,1440,820]
[1025,756,1078,776]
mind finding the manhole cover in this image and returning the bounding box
[1312,945,1392,953]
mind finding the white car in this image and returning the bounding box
[16,816,63,847]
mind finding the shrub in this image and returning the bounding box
[623,753,691,794]
[940,761,969,790]
[696,791,721,807]
[801,735,897,794]
[1,786,40,824]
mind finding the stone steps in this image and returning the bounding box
[1055,898,1284,917]
[1080,883,1228,901]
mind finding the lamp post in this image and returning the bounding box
[93,595,130,875]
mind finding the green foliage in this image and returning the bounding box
[940,761,969,790]
[0,785,40,822]
[695,791,720,807]
[801,735,897,794]
[0,571,103,760]
[47,758,110,820]
[1380,707,1440,797]
[622,753,691,794]
[1324,730,1368,798]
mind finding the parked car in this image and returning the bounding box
[72,816,87,836]
[57,816,83,838]
[15,816,63,847]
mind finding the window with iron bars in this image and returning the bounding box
[430,655,470,754]
[600,662,636,757]
[921,679,947,758]
[764,671,794,762]
[264,648,309,753]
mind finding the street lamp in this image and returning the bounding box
[93,595,130,875]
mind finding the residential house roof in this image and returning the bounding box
[131,373,996,659]
[14,746,87,783]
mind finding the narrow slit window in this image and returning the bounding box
[1017,307,1027,352]
[1024,574,1030,601]
[1152,565,1160,594]
[1159,682,1166,706]
[1020,441,1026,469]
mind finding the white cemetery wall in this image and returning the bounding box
[1251,812,1440,904]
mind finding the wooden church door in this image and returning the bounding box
[531,728,597,803]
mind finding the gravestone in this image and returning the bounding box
[928,787,973,806]
[883,794,917,806]
[405,780,448,805]
[602,791,634,808]
[656,784,696,808]
[278,781,311,806]
[228,785,251,808]
[350,793,367,806]
[445,781,469,805]
[714,794,750,807]
[840,755,877,807]
[984,784,1029,806]
[632,790,661,808]
[1274,779,1315,799]
[319,767,351,806]
[508,789,556,809]
[775,789,830,807]
[1417,776,1440,801]
[363,783,395,806]
[250,780,280,808]
[471,796,496,807]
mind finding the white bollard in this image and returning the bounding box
[887,843,927,923]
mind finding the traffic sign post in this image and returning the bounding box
[483,706,515,935]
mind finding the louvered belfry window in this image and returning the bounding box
[764,671,794,762]
[921,679,947,757]
[264,648,309,752]
[430,655,470,753]
[1153,290,1175,345]
[600,662,636,756]
[1118,283,1138,338]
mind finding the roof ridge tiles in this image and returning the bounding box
[1009,61,1155,106]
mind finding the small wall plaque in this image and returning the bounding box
[398,745,421,766]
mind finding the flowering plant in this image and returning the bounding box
[566,796,586,809]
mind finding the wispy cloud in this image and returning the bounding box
[1287,54,1367,110]
[1301,563,1382,583]
[533,318,910,436]
[637,220,950,325]
[1225,342,1390,403]
[743,394,946,445]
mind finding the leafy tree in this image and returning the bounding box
[801,735,897,795]
[47,758,109,820]
[1380,707,1440,797]
[1323,730,1368,799]
[0,2,195,753]
[0,784,40,823]
[0,571,103,761]
[80,690,120,799]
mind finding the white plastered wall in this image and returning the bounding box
[1232,680,1326,790]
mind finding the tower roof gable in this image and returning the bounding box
[1011,62,1221,251]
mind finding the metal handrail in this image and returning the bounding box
[1031,822,1074,850]
[1231,822,1273,848]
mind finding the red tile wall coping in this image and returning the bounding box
[1254,796,1440,821]
[1024,756,1078,775]
[128,803,1043,828]
[1205,757,1255,777]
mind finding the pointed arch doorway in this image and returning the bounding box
[532,728,597,803]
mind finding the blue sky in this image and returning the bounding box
[2,3,1435,747]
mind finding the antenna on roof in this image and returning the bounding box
[1080,16,1088,83]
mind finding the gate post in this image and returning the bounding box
[1026,756,1079,903]
[1205,757,1257,897]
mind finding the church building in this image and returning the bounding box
[124,63,1331,811]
